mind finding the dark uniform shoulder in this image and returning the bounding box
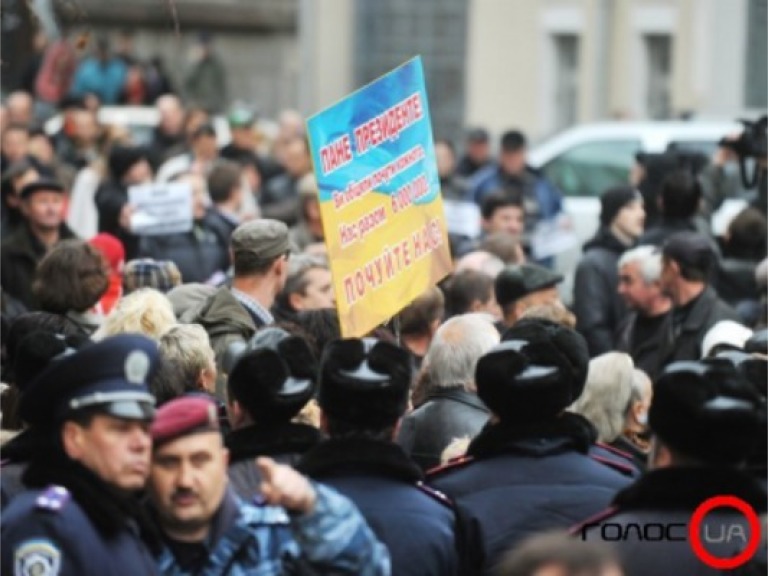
[425,455,475,479]
[2,486,74,576]
[416,481,454,508]
[589,444,640,478]
[34,485,72,513]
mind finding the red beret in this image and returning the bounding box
[151,396,219,446]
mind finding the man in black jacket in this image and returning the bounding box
[397,313,498,471]
[574,186,645,356]
[1,180,76,309]
[658,232,741,364]
[297,337,459,576]
[615,245,672,380]
[577,359,767,576]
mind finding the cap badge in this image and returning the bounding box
[125,350,150,385]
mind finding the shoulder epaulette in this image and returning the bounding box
[416,481,454,508]
[590,453,638,478]
[595,441,635,460]
[35,485,70,513]
[569,505,620,537]
[425,454,474,477]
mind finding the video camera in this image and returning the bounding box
[719,115,767,189]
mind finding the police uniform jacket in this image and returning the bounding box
[153,483,390,576]
[2,485,159,576]
[576,467,767,576]
[428,414,631,576]
[297,437,459,576]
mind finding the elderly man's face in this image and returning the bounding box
[618,262,660,313]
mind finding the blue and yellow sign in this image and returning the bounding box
[307,56,451,337]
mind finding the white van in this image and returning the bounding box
[527,120,742,301]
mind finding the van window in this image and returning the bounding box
[541,140,641,197]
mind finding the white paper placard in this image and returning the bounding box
[128,182,193,236]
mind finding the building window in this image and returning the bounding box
[644,34,672,119]
[354,0,468,145]
[553,34,580,130]
[745,0,767,108]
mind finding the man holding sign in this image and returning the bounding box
[306,57,452,337]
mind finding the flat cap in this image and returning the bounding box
[20,334,158,427]
[231,219,290,262]
[662,231,715,274]
[151,396,220,446]
[319,338,412,428]
[19,179,65,200]
[123,258,182,294]
[495,264,563,308]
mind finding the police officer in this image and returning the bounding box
[296,337,459,576]
[2,334,161,576]
[428,319,631,575]
[577,359,767,575]
[146,395,390,575]
[224,327,322,499]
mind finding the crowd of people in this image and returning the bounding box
[1,30,767,576]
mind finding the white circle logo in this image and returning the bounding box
[124,350,150,385]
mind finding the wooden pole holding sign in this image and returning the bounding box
[306,56,452,338]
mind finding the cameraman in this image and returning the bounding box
[700,116,767,219]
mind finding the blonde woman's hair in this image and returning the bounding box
[569,352,634,442]
[158,324,214,382]
[93,288,177,341]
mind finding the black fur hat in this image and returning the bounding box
[227,329,316,425]
[650,359,765,464]
[318,338,412,429]
[501,318,590,401]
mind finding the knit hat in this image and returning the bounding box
[600,186,642,226]
[89,233,125,274]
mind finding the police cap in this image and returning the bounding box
[19,334,158,427]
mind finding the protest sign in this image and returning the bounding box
[128,181,193,236]
[307,56,452,337]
